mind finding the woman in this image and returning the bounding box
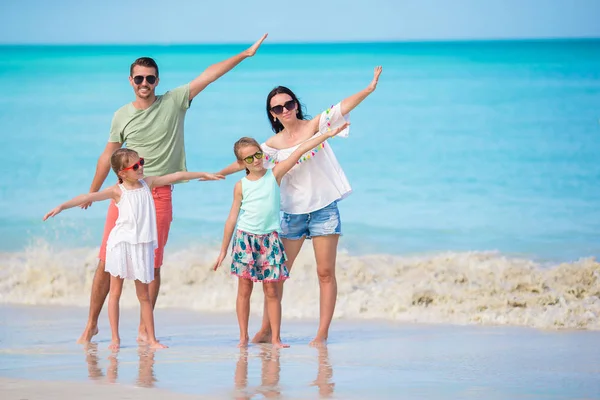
[218,67,382,345]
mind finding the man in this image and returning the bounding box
[78,34,268,343]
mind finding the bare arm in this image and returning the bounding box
[81,141,123,209]
[305,66,383,133]
[188,34,268,101]
[146,171,225,189]
[215,161,245,177]
[212,182,243,271]
[272,122,349,183]
[340,66,382,115]
[43,186,119,221]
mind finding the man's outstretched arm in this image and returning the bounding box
[188,33,268,101]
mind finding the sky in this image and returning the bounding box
[1,0,599,44]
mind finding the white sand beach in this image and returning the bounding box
[1,305,599,399]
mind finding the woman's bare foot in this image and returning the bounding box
[272,340,290,349]
[136,332,148,344]
[238,337,249,348]
[251,330,272,344]
[77,325,99,344]
[148,340,168,349]
[108,340,120,351]
[309,336,328,347]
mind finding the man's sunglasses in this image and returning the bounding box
[243,152,264,164]
[270,100,296,115]
[122,158,145,171]
[133,75,157,85]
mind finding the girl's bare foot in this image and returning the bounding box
[272,340,290,349]
[108,340,120,351]
[251,330,271,344]
[148,340,168,349]
[238,336,249,347]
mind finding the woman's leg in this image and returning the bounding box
[237,278,254,347]
[310,234,339,346]
[108,275,124,350]
[135,280,167,349]
[252,237,305,343]
[263,281,289,348]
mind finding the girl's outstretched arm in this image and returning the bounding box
[272,122,349,184]
[146,171,224,189]
[213,181,243,271]
[215,161,245,177]
[43,186,119,220]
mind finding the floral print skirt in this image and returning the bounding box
[231,229,289,282]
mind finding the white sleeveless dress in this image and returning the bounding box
[105,180,158,283]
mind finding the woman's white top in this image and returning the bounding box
[261,103,352,215]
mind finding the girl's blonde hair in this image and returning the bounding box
[111,148,140,183]
[233,137,262,175]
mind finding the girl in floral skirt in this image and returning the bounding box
[212,122,350,348]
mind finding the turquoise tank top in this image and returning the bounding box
[236,169,281,234]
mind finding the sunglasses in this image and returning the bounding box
[122,158,145,171]
[270,100,296,115]
[132,75,157,85]
[242,152,264,164]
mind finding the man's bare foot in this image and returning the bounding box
[309,336,328,347]
[77,325,99,344]
[148,340,168,349]
[251,330,272,344]
[238,337,249,348]
[272,340,290,349]
[108,340,120,351]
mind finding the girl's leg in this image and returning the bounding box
[237,278,254,347]
[310,235,339,346]
[252,237,305,343]
[134,280,167,349]
[108,275,124,350]
[263,281,289,348]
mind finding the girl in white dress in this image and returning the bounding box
[44,148,224,350]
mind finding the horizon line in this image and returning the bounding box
[1,36,599,47]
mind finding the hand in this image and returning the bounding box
[80,201,93,210]
[243,33,268,57]
[212,252,226,271]
[325,122,350,138]
[198,173,225,181]
[43,206,63,221]
[367,66,382,92]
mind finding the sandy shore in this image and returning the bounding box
[0,377,211,400]
[1,304,599,399]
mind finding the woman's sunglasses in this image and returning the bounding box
[243,152,264,164]
[133,75,157,85]
[122,158,145,171]
[270,100,296,115]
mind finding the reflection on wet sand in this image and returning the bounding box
[83,344,157,388]
[84,343,104,380]
[136,347,157,388]
[311,345,335,398]
[233,345,282,399]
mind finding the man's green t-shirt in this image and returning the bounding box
[108,84,190,177]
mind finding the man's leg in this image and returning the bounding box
[138,185,173,342]
[78,201,118,343]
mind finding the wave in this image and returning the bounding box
[1,239,599,330]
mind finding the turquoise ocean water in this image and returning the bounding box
[1,40,599,329]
